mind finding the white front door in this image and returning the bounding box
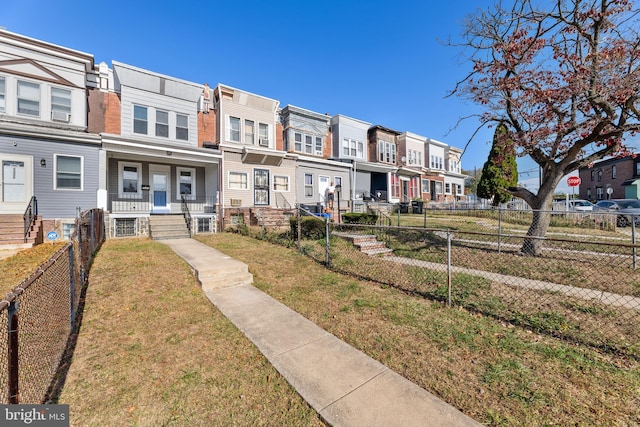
[150,164,171,213]
[319,175,330,205]
[0,154,33,214]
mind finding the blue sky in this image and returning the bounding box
[4,0,599,194]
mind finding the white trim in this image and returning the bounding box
[149,164,171,213]
[228,170,248,190]
[53,153,83,191]
[272,174,290,192]
[176,166,196,200]
[118,161,143,199]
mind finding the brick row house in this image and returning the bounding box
[0,29,467,246]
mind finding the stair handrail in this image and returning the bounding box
[181,195,192,238]
[23,196,38,243]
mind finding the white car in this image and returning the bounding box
[568,199,594,212]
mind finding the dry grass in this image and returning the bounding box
[0,243,67,294]
[56,238,323,427]
[196,233,640,427]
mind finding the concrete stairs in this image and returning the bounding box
[148,214,190,240]
[334,232,393,256]
[0,214,42,250]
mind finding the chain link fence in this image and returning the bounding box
[284,206,640,360]
[0,208,104,403]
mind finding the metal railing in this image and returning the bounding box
[181,195,192,238]
[22,196,37,243]
[108,193,217,214]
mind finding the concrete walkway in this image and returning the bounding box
[161,238,481,427]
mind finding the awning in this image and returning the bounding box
[241,146,285,166]
[622,179,640,186]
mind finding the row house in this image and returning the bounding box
[0,29,468,245]
[90,61,221,237]
[0,29,101,243]
[578,155,640,201]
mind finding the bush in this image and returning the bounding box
[342,212,378,225]
[289,216,326,239]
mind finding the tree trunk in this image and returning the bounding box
[521,209,552,256]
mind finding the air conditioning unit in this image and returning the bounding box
[258,138,269,147]
[51,111,71,122]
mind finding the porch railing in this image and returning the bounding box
[181,195,192,238]
[108,193,217,214]
[23,196,37,242]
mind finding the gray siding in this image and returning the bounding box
[1,134,99,218]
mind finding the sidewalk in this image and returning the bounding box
[162,238,481,427]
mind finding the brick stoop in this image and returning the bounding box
[0,214,42,250]
[333,232,393,256]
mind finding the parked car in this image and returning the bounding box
[593,199,640,227]
[568,199,594,212]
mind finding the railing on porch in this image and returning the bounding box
[22,196,37,243]
[273,192,293,209]
[108,193,217,214]
[181,195,192,238]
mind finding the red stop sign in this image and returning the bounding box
[567,176,581,187]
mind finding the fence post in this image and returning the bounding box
[297,206,302,252]
[7,300,19,403]
[633,216,637,270]
[498,208,503,254]
[90,210,95,255]
[447,230,452,308]
[69,244,76,326]
[325,215,330,267]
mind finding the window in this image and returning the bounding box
[133,105,148,134]
[55,155,82,190]
[304,174,313,197]
[587,188,592,200]
[342,138,364,159]
[62,223,76,240]
[445,183,451,194]
[156,110,169,137]
[229,116,240,142]
[637,162,640,176]
[612,165,617,179]
[596,187,603,200]
[305,135,312,154]
[177,167,195,199]
[430,155,443,169]
[379,141,396,163]
[273,175,289,192]
[435,181,443,194]
[229,171,248,189]
[597,170,602,181]
[294,133,302,151]
[334,176,342,189]
[51,87,71,120]
[315,137,323,155]
[176,114,188,140]
[0,77,4,112]
[258,123,269,146]
[422,179,430,193]
[391,175,401,199]
[591,170,595,181]
[410,177,419,198]
[244,120,255,144]
[196,217,212,233]
[119,161,142,198]
[17,80,40,116]
[114,218,137,237]
[456,184,463,195]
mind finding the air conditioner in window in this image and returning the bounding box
[258,138,269,147]
[51,111,71,122]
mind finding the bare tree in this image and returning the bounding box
[454,0,640,255]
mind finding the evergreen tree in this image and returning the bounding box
[477,123,518,206]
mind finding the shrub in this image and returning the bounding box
[289,216,326,239]
[342,212,378,225]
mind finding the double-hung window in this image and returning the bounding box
[0,77,5,112]
[133,105,148,134]
[304,135,312,154]
[294,132,302,151]
[229,117,240,142]
[273,175,289,192]
[258,123,269,146]
[176,114,188,140]
[177,167,195,199]
[304,174,313,197]
[156,110,169,137]
[17,80,40,116]
[55,155,82,190]
[119,161,142,198]
[229,171,248,189]
[244,120,255,144]
[315,137,323,156]
[51,87,71,121]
